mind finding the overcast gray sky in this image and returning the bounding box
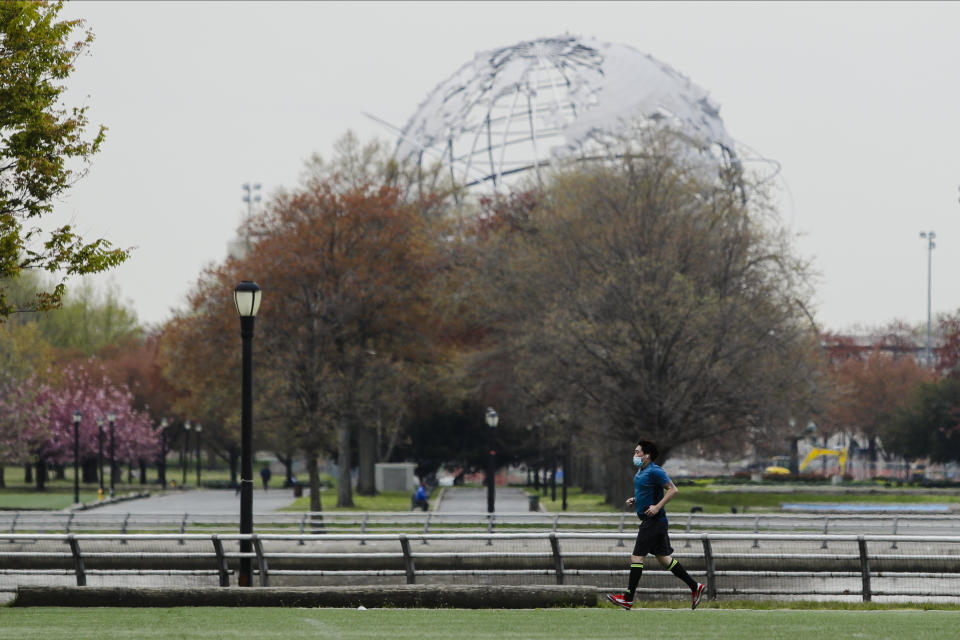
[53,1,960,333]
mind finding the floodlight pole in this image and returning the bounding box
[920,231,936,368]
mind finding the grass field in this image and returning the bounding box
[534,484,960,514]
[1,607,958,639]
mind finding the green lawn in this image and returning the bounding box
[1,607,958,640]
[533,484,960,514]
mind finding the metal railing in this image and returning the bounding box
[2,510,958,537]
[2,531,959,603]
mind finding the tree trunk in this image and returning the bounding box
[36,456,47,490]
[357,424,376,496]
[82,458,98,484]
[54,464,65,480]
[139,459,148,485]
[336,420,354,507]
[306,450,325,534]
[24,462,32,484]
[0,465,5,488]
[275,452,293,487]
[306,451,323,512]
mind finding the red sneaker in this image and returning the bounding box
[692,583,705,610]
[606,593,632,610]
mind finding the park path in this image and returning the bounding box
[434,486,533,513]
[88,487,297,515]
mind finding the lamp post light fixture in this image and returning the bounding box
[920,231,936,368]
[182,420,191,486]
[195,424,203,487]
[72,411,82,505]
[485,407,499,514]
[158,419,169,489]
[107,412,116,498]
[97,418,105,496]
[235,280,262,586]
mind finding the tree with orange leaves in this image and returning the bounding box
[823,341,931,476]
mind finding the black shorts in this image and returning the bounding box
[632,515,673,557]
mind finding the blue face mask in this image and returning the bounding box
[633,456,644,468]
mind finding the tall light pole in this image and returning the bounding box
[195,424,203,487]
[920,231,936,367]
[158,419,169,489]
[235,280,262,587]
[485,407,498,513]
[72,410,82,504]
[182,420,191,486]
[241,183,261,252]
[97,418,104,498]
[107,412,116,498]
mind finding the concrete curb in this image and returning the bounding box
[12,585,598,608]
[67,491,153,512]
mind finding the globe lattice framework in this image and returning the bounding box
[395,35,740,193]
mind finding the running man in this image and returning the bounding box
[607,439,705,610]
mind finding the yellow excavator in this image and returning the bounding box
[799,447,848,474]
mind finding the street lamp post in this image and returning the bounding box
[72,411,82,504]
[107,412,116,498]
[158,419,169,489]
[182,421,191,486]
[485,407,498,513]
[195,424,203,487]
[920,231,936,367]
[235,280,262,587]
[97,418,104,497]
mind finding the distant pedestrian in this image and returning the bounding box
[411,480,429,511]
[260,465,272,491]
[606,440,705,611]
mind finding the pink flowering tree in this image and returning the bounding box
[0,376,52,487]
[33,360,158,488]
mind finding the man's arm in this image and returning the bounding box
[643,481,678,517]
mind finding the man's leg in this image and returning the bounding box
[656,554,705,608]
[606,553,643,609]
[625,554,644,600]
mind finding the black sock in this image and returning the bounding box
[625,562,643,601]
[668,559,698,591]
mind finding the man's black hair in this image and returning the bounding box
[636,440,659,462]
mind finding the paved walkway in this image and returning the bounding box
[88,487,298,515]
[435,487,533,513]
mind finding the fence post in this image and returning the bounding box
[179,513,188,545]
[399,535,415,584]
[890,516,899,550]
[701,534,716,601]
[299,513,307,546]
[552,514,560,532]
[64,512,75,535]
[549,533,564,585]
[211,535,230,587]
[617,512,625,547]
[821,516,830,549]
[252,534,268,586]
[857,535,872,602]
[752,516,761,549]
[684,511,693,548]
[8,512,18,542]
[359,513,368,546]
[422,513,432,544]
[120,513,131,545]
[67,535,86,587]
[486,515,494,546]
